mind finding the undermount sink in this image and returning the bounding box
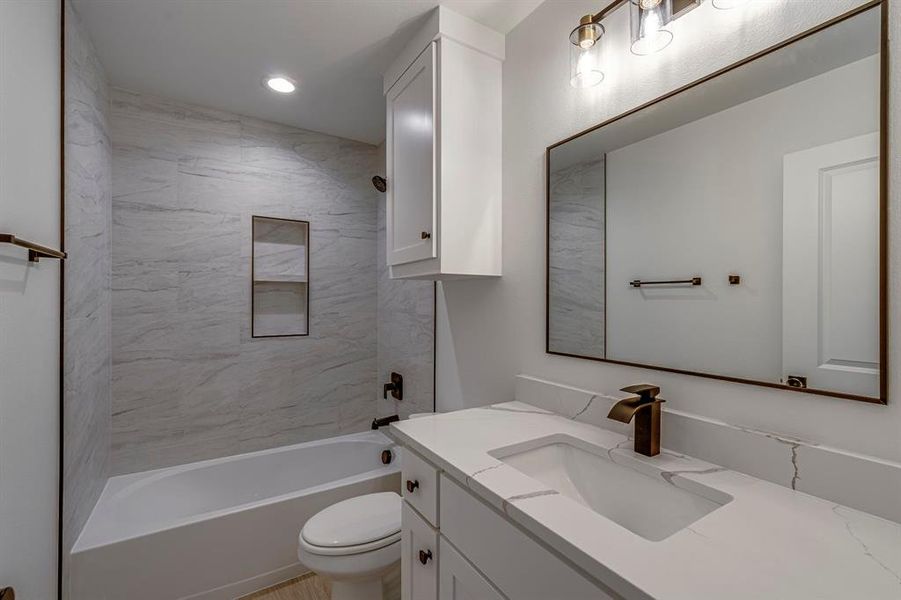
[490,435,732,542]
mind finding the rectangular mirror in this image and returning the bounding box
[546,3,887,403]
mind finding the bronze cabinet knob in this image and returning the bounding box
[421,231,431,240]
[380,449,393,465]
[418,549,433,565]
[406,479,420,493]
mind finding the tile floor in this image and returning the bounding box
[241,567,401,600]
[240,574,329,600]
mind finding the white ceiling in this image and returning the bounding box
[72,0,543,145]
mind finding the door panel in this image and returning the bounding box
[387,42,436,266]
[782,133,879,397]
[0,1,62,598]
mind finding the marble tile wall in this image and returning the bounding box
[63,0,111,577]
[548,157,605,359]
[375,144,435,419]
[515,374,901,524]
[110,89,382,474]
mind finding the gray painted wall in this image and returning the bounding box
[109,89,383,474]
[63,0,111,573]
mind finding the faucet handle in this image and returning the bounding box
[619,384,660,400]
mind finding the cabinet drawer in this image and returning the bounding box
[439,475,616,600]
[401,501,438,600]
[402,448,439,526]
[439,536,507,600]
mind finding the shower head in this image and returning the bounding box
[372,175,387,193]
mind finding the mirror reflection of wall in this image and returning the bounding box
[546,5,883,401]
[548,156,605,359]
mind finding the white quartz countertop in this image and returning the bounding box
[389,402,901,600]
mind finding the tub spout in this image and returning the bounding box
[371,415,399,430]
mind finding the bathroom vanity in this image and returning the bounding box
[389,404,901,599]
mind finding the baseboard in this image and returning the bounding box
[179,563,309,600]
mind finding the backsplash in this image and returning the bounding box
[515,375,901,524]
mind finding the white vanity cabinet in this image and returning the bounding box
[438,538,505,600]
[383,7,503,280]
[399,446,614,600]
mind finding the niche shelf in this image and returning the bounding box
[252,216,310,337]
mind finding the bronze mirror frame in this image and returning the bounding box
[545,0,889,405]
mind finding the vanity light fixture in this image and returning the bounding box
[570,0,733,88]
[265,75,296,94]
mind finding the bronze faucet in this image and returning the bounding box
[607,384,665,457]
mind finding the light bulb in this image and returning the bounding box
[265,76,296,94]
[571,49,604,88]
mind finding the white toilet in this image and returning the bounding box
[298,492,402,600]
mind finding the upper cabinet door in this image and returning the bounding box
[387,42,436,267]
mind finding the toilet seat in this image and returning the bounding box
[300,492,401,557]
[299,530,401,556]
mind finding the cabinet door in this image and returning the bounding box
[440,475,616,599]
[401,501,438,600]
[387,42,437,266]
[439,537,506,600]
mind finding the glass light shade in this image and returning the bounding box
[712,0,749,8]
[569,22,605,88]
[630,0,674,55]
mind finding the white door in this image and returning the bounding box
[386,42,437,266]
[439,537,506,600]
[0,1,63,598]
[782,133,879,397]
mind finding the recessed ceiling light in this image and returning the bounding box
[265,76,296,94]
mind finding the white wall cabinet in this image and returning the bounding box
[397,447,614,600]
[384,7,503,280]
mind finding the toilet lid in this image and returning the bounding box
[301,492,401,549]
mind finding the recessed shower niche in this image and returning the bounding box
[252,216,310,337]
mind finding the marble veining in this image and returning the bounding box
[833,504,901,584]
[63,0,111,579]
[503,488,559,512]
[390,403,901,599]
[110,89,380,474]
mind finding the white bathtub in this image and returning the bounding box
[70,431,400,600]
